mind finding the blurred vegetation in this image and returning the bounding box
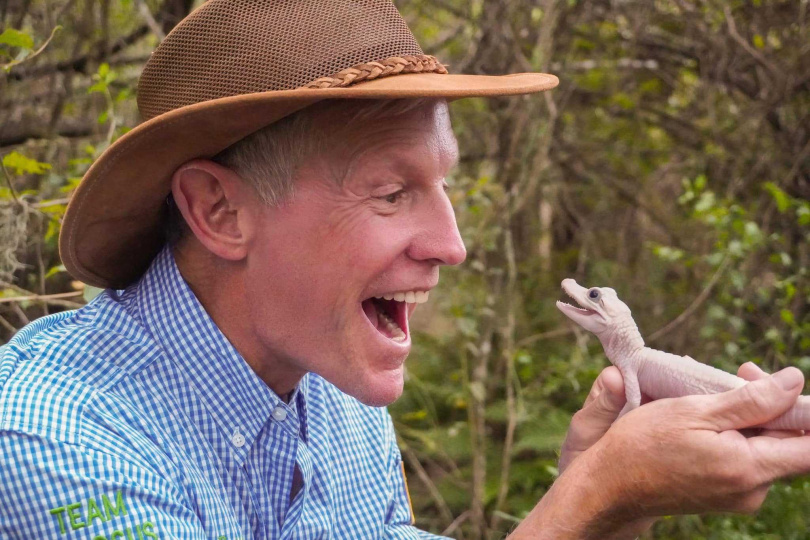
[1,0,808,538]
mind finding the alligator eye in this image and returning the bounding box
[588,289,600,300]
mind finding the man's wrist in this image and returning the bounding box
[509,445,628,539]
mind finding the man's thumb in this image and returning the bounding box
[704,367,804,431]
[560,375,626,472]
[586,379,626,424]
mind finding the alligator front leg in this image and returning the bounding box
[618,369,641,418]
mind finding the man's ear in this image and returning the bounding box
[170,159,256,261]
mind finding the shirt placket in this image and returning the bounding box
[260,401,307,536]
[280,438,315,539]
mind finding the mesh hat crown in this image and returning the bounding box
[138,0,444,119]
[60,0,558,288]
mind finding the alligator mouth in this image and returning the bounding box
[557,300,597,318]
[556,279,601,320]
[558,294,596,316]
[559,302,596,316]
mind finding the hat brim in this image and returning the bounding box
[60,72,559,288]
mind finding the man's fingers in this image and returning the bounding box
[701,367,804,432]
[738,362,767,382]
[734,484,771,515]
[749,434,810,482]
[736,364,803,438]
[759,428,804,439]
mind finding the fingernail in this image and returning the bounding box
[773,368,803,391]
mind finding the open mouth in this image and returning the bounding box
[361,291,429,343]
[557,297,596,316]
[556,280,598,317]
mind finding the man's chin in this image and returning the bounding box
[343,366,406,407]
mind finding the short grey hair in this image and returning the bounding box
[165,98,445,244]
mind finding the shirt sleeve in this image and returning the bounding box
[383,413,450,540]
[0,431,208,540]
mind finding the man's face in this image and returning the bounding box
[243,101,466,406]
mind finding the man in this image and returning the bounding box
[2,1,810,538]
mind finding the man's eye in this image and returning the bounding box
[381,190,405,204]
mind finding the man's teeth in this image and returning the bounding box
[379,311,407,342]
[375,291,429,304]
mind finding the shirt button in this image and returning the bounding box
[272,406,287,422]
[231,429,245,448]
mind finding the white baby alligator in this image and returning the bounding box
[556,278,810,429]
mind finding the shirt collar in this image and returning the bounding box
[136,245,302,462]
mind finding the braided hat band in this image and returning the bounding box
[302,55,448,89]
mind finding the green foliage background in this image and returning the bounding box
[1,1,808,538]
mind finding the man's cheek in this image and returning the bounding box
[321,202,377,244]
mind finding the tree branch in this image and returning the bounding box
[0,291,84,308]
[7,25,149,80]
[646,255,732,344]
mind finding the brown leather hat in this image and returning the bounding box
[60,0,558,288]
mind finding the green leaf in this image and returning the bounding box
[694,191,716,213]
[44,264,66,279]
[743,221,763,244]
[763,182,790,213]
[651,244,685,262]
[67,157,92,167]
[88,81,107,94]
[2,151,52,175]
[611,92,635,110]
[769,252,792,267]
[400,409,428,422]
[0,28,34,50]
[115,88,131,102]
[44,219,60,242]
[639,78,663,94]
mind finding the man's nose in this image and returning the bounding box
[407,191,467,266]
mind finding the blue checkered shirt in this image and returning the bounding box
[0,247,444,539]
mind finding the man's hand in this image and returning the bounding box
[513,362,810,539]
[585,365,809,521]
[559,362,792,474]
